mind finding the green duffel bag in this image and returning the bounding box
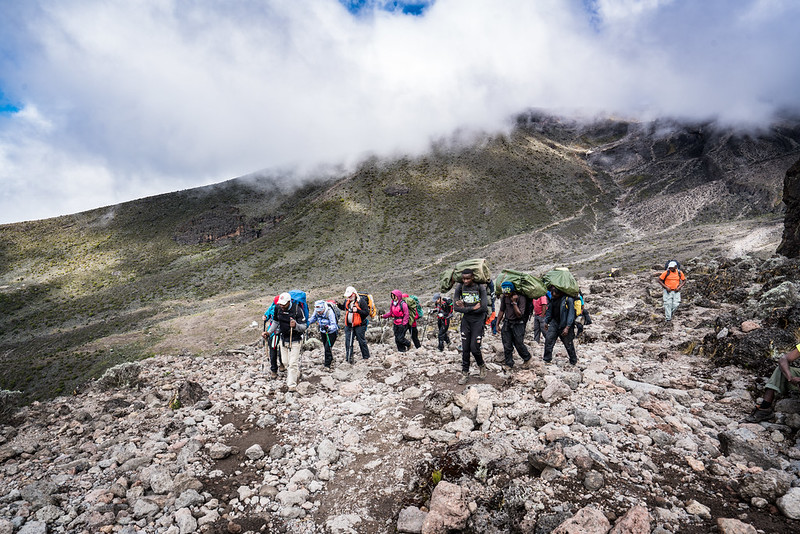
[495,269,547,299]
[542,267,580,298]
[439,258,491,292]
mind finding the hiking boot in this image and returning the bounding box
[278,364,286,372]
[543,359,553,365]
[478,366,487,379]
[270,371,278,379]
[569,358,577,366]
[458,372,469,385]
[521,358,531,369]
[323,366,332,372]
[744,406,773,423]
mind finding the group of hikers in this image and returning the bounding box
[258,260,800,426]
[259,264,595,390]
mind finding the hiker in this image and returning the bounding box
[308,300,339,371]
[454,268,488,384]
[433,292,453,351]
[261,295,283,378]
[274,292,307,391]
[532,293,548,343]
[382,290,412,352]
[745,343,800,422]
[403,293,422,349]
[487,279,498,335]
[495,281,533,368]
[337,286,371,363]
[543,286,578,365]
[658,261,686,321]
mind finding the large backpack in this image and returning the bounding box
[288,289,309,325]
[664,260,682,271]
[494,269,548,299]
[439,258,492,293]
[325,299,341,323]
[359,293,378,320]
[542,268,580,298]
[404,296,421,323]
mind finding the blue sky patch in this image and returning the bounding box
[0,91,21,114]
[340,0,434,16]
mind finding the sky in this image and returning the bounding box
[0,0,799,224]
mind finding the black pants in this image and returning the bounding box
[460,317,485,373]
[543,324,577,364]
[268,334,280,373]
[501,321,531,366]
[393,324,412,352]
[321,331,338,367]
[410,325,421,348]
[344,324,370,362]
[437,317,450,350]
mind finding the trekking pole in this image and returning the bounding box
[422,311,429,341]
[349,325,356,363]
[289,326,294,351]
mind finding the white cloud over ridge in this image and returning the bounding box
[0,0,798,223]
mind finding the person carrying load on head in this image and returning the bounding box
[496,281,533,369]
[454,268,488,385]
[274,292,307,391]
[337,286,371,363]
[382,290,412,352]
[658,260,686,321]
[308,300,339,371]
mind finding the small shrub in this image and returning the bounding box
[95,362,141,391]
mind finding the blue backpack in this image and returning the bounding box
[288,289,309,325]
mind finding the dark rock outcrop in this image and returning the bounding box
[778,157,800,258]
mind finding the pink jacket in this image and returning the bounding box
[382,290,409,325]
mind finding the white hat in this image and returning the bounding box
[277,292,291,305]
[344,286,357,298]
[668,261,678,268]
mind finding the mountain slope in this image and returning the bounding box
[1,114,799,401]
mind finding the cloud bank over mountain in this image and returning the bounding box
[0,0,798,223]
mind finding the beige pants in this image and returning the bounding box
[280,341,302,388]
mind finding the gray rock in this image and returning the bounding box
[718,430,782,469]
[739,469,793,502]
[716,518,758,534]
[317,439,340,464]
[685,499,712,520]
[175,489,204,509]
[17,521,47,534]
[34,505,62,523]
[397,506,427,533]
[443,416,475,433]
[277,489,309,507]
[269,444,286,459]
[613,375,664,396]
[421,481,470,533]
[542,380,572,404]
[0,519,13,534]
[175,507,197,534]
[777,487,800,519]
[149,467,174,494]
[574,409,602,427]
[209,443,232,460]
[133,498,160,518]
[290,469,315,485]
[609,505,650,534]
[244,444,265,460]
[325,513,362,534]
[552,506,610,534]
[583,471,604,491]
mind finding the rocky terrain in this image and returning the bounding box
[2,253,800,534]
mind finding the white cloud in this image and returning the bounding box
[0,0,798,223]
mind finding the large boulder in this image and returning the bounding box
[777,157,800,258]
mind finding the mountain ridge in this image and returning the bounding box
[1,113,799,402]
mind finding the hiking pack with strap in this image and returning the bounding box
[288,289,309,325]
[494,269,548,299]
[664,260,683,272]
[439,258,492,293]
[325,299,341,323]
[542,268,580,298]
[360,293,378,320]
[404,295,421,322]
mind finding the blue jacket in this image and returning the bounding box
[308,305,339,334]
[544,295,575,328]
